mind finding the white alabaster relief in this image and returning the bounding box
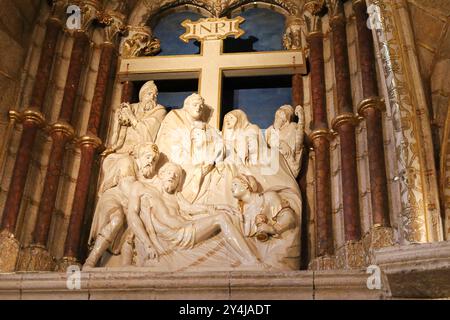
[265,105,305,178]
[86,88,303,271]
[107,80,167,154]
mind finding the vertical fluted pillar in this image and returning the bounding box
[62,43,115,262]
[33,31,89,248]
[0,14,63,272]
[13,2,102,271]
[1,17,62,235]
[59,12,124,267]
[305,2,334,258]
[329,0,361,242]
[353,0,390,228]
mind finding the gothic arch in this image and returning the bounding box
[128,1,215,26]
[221,0,300,17]
[128,0,304,28]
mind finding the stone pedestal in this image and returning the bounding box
[374,241,450,298]
[362,226,395,265]
[0,270,386,300]
[308,255,337,271]
[55,257,82,273]
[335,240,366,269]
[17,245,56,272]
[0,230,20,272]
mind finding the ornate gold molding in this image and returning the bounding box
[121,26,161,58]
[370,0,442,243]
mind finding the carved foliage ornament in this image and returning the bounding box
[122,27,161,58]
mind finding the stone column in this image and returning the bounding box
[18,5,99,271]
[325,1,364,269]
[353,0,395,251]
[284,16,304,108]
[121,81,135,104]
[0,15,62,272]
[58,14,124,269]
[304,3,334,270]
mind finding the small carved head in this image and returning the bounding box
[133,143,160,178]
[274,105,294,129]
[231,174,258,199]
[139,81,158,110]
[158,162,183,194]
[184,93,205,121]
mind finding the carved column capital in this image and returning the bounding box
[48,0,69,25]
[77,134,102,149]
[357,97,386,115]
[8,110,22,123]
[49,121,75,140]
[65,0,101,34]
[121,26,161,58]
[98,11,126,45]
[283,16,305,50]
[22,109,46,127]
[327,0,346,26]
[310,128,332,142]
[304,0,325,35]
[331,112,359,131]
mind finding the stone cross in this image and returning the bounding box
[118,17,306,128]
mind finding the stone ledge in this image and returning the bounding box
[0,270,385,300]
[374,241,450,299]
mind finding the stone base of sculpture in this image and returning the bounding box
[0,229,20,272]
[17,245,56,272]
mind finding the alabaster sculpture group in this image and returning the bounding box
[85,80,305,271]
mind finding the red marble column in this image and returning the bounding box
[330,4,361,242]
[1,18,62,234]
[63,43,115,259]
[308,31,334,256]
[353,0,390,227]
[121,81,135,104]
[32,30,90,246]
[292,74,304,108]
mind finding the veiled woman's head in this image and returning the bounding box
[223,110,250,132]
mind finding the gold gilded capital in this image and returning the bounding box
[331,112,359,130]
[8,110,22,122]
[22,109,46,127]
[77,134,102,148]
[310,128,331,141]
[357,97,385,115]
[50,121,75,139]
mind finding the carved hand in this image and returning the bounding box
[257,223,277,235]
